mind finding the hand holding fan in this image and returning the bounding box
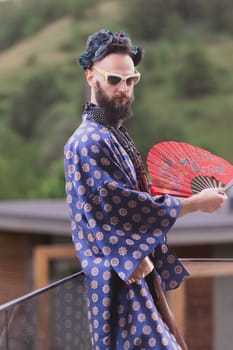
[146,141,233,197]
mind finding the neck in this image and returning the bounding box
[90,88,97,104]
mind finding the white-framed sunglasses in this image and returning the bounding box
[92,66,141,86]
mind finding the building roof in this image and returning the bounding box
[0,199,70,236]
[0,193,232,245]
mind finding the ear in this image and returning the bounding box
[85,69,96,88]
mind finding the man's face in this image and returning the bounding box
[89,53,138,124]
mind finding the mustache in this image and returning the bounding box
[114,93,133,101]
[115,92,128,97]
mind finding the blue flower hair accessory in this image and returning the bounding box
[78,29,143,70]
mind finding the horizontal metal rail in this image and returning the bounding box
[181,258,233,262]
[0,271,85,312]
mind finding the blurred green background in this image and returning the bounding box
[1,0,233,199]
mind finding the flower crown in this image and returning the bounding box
[78,29,143,71]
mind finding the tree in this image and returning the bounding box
[122,0,183,40]
[10,67,65,139]
[174,46,217,98]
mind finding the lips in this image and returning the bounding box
[114,95,129,104]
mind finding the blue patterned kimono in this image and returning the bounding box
[64,112,189,350]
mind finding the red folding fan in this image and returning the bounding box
[146,141,233,197]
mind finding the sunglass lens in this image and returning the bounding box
[107,76,122,85]
[126,77,139,86]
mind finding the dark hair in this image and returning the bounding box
[78,29,144,70]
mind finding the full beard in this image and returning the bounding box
[95,81,134,126]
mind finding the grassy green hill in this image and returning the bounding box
[0,17,74,72]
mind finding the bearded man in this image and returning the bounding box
[64,29,227,350]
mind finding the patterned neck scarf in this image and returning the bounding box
[84,102,149,192]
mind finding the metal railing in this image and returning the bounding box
[0,259,233,350]
[0,272,92,350]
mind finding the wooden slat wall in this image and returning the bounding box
[0,234,30,303]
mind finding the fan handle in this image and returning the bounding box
[224,179,233,192]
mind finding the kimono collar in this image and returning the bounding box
[83,101,122,128]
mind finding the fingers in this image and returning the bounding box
[127,256,154,284]
[199,187,228,212]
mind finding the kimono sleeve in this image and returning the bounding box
[65,124,182,283]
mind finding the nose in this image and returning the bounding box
[117,80,129,93]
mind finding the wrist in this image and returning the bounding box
[180,195,199,216]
